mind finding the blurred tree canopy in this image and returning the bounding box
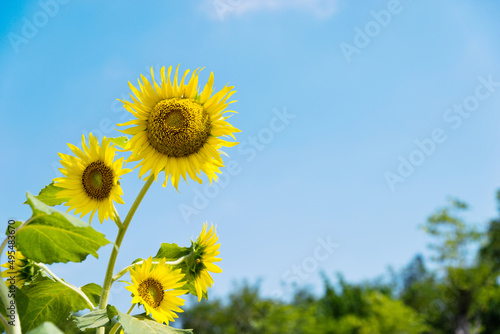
[182,192,500,334]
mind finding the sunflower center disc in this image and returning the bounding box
[138,278,164,308]
[147,98,211,157]
[81,161,114,201]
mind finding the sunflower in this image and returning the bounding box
[54,133,130,223]
[188,223,222,301]
[118,65,240,190]
[126,257,187,324]
[1,249,36,288]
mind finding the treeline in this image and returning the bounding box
[181,193,500,334]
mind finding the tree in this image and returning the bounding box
[420,196,500,334]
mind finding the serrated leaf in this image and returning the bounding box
[155,243,190,262]
[16,193,110,264]
[109,136,129,149]
[34,182,70,206]
[17,277,91,332]
[73,309,110,330]
[81,283,102,308]
[108,306,193,334]
[26,322,64,334]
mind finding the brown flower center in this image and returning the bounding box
[81,161,114,201]
[138,278,164,308]
[147,98,211,157]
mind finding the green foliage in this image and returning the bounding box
[17,277,93,332]
[34,182,70,207]
[107,306,194,334]
[25,322,64,334]
[73,309,110,330]
[80,283,102,308]
[480,218,500,273]
[5,220,22,236]
[182,281,428,334]
[16,193,110,264]
[155,243,191,262]
[422,198,482,266]
[182,193,500,334]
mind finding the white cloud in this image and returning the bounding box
[203,0,339,20]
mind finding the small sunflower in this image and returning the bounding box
[54,133,130,223]
[188,223,222,301]
[126,257,187,324]
[118,65,240,190]
[1,250,36,288]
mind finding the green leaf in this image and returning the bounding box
[34,182,70,206]
[5,220,22,236]
[80,283,102,308]
[16,193,110,264]
[109,136,129,149]
[26,322,64,334]
[108,306,193,334]
[155,243,190,262]
[73,309,110,330]
[17,277,91,332]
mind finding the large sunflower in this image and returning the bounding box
[190,223,222,301]
[118,65,240,189]
[54,133,130,223]
[126,257,187,324]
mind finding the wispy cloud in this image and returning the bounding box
[202,0,339,20]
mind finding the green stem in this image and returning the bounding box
[0,281,20,334]
[0,218,36,334]
[0,312,7,329]
[113,207,123,229]
[36,263,94,310]
[96,176,154,334]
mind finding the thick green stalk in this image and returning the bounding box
[0,218,34,334]
[96,176,154,334]
[0,281,20,334]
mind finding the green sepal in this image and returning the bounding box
[73,309,110,330]
[107,306,193,334]
[170,242,210,300]
[17,277,92,332]
[183,280,208,300]
[26,322,64,334]
[154,243,210,299]
[154,243,191,261]
[16,193,110,264]
[33,182,70,206]
[109,136,129,149]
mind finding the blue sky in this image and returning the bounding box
[1,0,500,313]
